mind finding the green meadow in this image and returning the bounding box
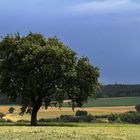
[0,124,140,140]
[79,97,140,107]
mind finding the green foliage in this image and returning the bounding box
[107,114,119,122]
[94,115,109,118]
[59,114,95,122]
[0,113,6,119]
[0,33,100,125]
[38,118,59,123]
[120,112,140,124]
[59,110,95,122]
[105,112,140,124]
[6,119,13,123]
[135,104,140,113]
[97,84,140,98]
[75,110,88,116]
[8,107,15,113]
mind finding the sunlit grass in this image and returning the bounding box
[0,124,139,140]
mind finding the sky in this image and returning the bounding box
[0,0,140,84]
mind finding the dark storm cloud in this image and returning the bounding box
[0,0,140,84]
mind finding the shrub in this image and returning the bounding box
[120,113,140,124]
[135,104,140,113]
[59,115,76,122]
[75,110,88,116]
[38,118,59,122]
[85,114,95,122]
[8,107,15,113]
[0,113,6,119]
[108,114,119,122]
[94,115,109,119]
[0,119,6,122]
[94,119,108,123]
[125,111,136,114]
[59,114,95,122]
[6,119,13,123]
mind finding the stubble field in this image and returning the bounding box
[0,124,140,140]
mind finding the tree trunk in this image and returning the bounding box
[31,98,42,126]
[31,108,38,126]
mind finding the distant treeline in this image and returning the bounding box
[96,84,140,98]
[0,96,20,105]
[0,84,140,105]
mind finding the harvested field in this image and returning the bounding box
[0,105,135,121]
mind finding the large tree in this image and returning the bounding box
[0,33,100,125]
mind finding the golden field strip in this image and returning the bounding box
[0,105,135,121]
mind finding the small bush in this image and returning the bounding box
[38,118,48,122]
[60,115,76,122]
[85,114,95,122]
[94,119,108,123]
[6,119,13,123]
[0,113,6,119]
[135,104,140,113]
[108,114,119,122]
[94,115,109,119]
[125,111,136,114]
[120,113,140,124]
[75,110,88,116]
[8,107,15,113]
[0,119,6,122]
[59,114,95,122]
[38,118,59,122]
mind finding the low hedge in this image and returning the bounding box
[120,112,140,124]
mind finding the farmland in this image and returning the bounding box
[0,96,139,121]
[0,105,135,122]
[64,97,140,107]
[0,97,139,140]
[0,124,140,140]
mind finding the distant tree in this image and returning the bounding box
[0,33,100,126]
[75,110,88,116]
[135,104,140,113]
[96,84,140,98]
[8,107,15,113]
[107,114,118,122]
[0,113,5,119]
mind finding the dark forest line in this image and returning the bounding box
[0,84,140,105]
[96,84,140,98]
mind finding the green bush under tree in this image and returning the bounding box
[8,107,15,113]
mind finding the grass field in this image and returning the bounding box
[0,124,140,140]
[63,97,140,107]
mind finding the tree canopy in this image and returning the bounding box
[0,33,100,125]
